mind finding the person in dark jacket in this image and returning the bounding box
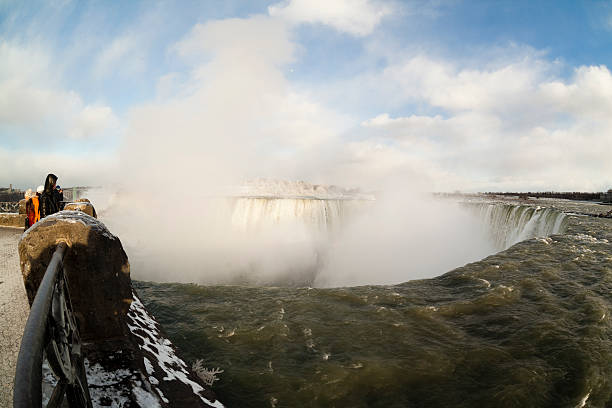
[40,173,59,218]
[55,184,64,210]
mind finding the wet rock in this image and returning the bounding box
[18,210,131,341]
[64,201,97,218]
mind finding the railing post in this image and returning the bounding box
[13,242,92,408]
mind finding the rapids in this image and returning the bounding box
[134,197,612,407]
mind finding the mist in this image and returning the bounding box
[91,15,497,288]
[314,191,495,287]
[98,186,495,287]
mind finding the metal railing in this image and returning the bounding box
[13,242,93,408]
[0,201,20,213]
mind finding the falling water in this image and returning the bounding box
[471,203,568,250]
[230,198,359,233]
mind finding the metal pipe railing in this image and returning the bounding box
[13,242,92,408]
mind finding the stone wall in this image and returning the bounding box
[0,213,24,228]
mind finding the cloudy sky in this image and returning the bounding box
[1,0,612,192]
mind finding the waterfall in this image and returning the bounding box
[108,176,572,286]
[473,203,568,250]
[230,197,567,253]
[230,198,365,234]
[228,180,373,236]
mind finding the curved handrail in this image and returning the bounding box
[13,242,92,408]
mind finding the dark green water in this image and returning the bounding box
[134,202,612,408]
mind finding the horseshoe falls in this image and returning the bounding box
[230,198,353,234]
[129,196,612,408]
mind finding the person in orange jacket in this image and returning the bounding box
[24,186,43,230]
[24,189,37,230]
[32,187,41,223]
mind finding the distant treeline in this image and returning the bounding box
[486,192,603,201]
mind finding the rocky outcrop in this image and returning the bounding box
[64,201,97,218]
[19,211,131,341]
[19,210,223,407]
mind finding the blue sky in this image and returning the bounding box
[1,0,612,191]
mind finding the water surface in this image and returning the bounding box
[135,199,612,407]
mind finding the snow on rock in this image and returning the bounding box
[73,291,223,407]
[21,210,115,240]
[133,385,162,408]
[127,293,224,408]
[84,358,133,408]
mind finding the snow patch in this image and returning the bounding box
[85,361,132,387]
[22,210,117,240]
[143,357,154,375]
[133,386,162,408]
[128,294,225,408]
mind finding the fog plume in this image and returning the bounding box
[99,15,496,287]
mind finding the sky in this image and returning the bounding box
[1,0,612,192]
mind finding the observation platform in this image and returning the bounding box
[0,227,28,407]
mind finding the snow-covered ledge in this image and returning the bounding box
[21,211,223,407]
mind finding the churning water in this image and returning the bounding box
[133,197,612,407]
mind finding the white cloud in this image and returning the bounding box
[268,0,393,36]
[0,40,116,140]
[89,5,168,79]
[357,55,612,191]
[174,16,295,66]
[70,105,116,139]
[4,7,610,197]
[539,65,612,120]
[380,55,552,115]
[93,34,145,78]
[172,35,612,193]
[0,146,117,189]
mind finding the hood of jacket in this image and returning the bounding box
[44,173,58,193]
